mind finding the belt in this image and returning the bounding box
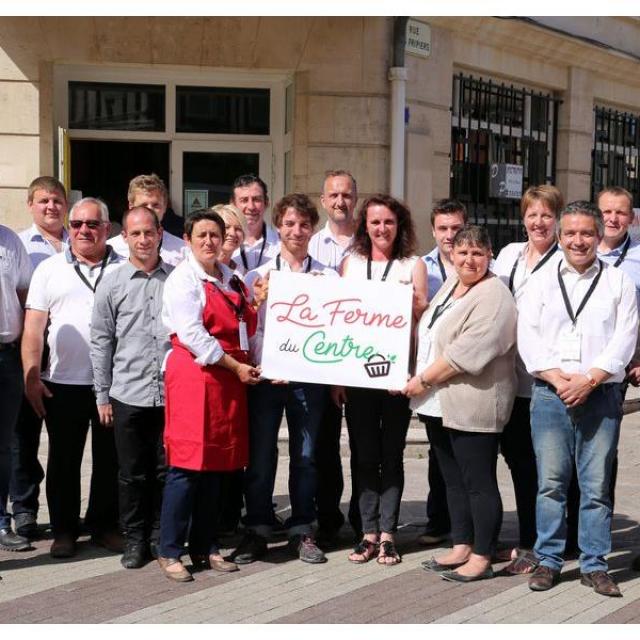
[0,341,18,351]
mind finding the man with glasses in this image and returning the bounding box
[22,197,124,558]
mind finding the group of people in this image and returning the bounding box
[0,169,639,597]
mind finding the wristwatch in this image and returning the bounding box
[584,371,598,388]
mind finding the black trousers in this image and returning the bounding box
[345,388,410,534]
[111,398,166,545]
[419,416,451,534]
[43,382,119,537]
[10,397,45,517]
[500,396,538,549]
[315,397,361,535]
[429,420,502,557]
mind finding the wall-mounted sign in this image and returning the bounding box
[405,19,431,58]
[260,272,413,390]
[184,189,208,215]
[489,163,524,199]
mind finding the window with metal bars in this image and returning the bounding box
[450,73,561,251]
[591,106,640,207]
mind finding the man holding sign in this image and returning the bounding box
[231,193,336,565]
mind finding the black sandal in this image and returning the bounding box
[348,539,379,564]
[377,540,401,566]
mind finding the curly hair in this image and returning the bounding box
[271,193,319,229]
[351,194,417,260]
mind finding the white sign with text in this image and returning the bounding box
[261,271,413,390]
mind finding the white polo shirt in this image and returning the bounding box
[0,225,32,344]
[108,229,187,266]
[19,224,69,269]
[232,223,280,272]
[308,221,351,271]
[26,247,124,385]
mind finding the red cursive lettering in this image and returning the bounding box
[270,294,324,328]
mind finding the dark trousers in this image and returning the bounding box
[500,396,538,549]
[218,469,244,532]
[419,416,450,534]
[159,466,222,559]
[43,382,119,537]
[111,398,165,545]
[315,397,361,535]
[345,388,410,534]
[429,421,502,557]
[10,397,45,518]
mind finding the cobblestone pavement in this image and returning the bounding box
[1,411,640,624]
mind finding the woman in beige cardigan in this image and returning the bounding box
[403,226,517,582]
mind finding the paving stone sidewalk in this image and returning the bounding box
[1,412,640,624]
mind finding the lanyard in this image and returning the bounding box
[508,242,558,294]
[557,259,603,325]
[210,278,246,320]
[276,254,312,273]
[366,257,394,281]
[437,252,447,283]
[427,287,456,329]
[239,222,267,271]
[71,249,110,293]
[613,234,631,268]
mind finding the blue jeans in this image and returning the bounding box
[244,382,326,538]
[0,347,23,529]
[530,380,622,573]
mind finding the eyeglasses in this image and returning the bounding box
[69,219,103,230]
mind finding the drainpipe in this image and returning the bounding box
[389,17,409,199]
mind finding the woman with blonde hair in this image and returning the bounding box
[212,204,248,275]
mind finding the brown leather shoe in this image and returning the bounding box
[158,557,194,582]
[190,553,239,573]
[581,571,622,597]
[92,529,125,553]
[528,565,560,591]
[50,534,77,558]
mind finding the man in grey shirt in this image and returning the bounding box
[91,206,173,569]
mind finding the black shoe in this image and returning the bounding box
[422,557,466,572]
[316,527,341,550]
[288,534,327,564]
[440,567,494,582]
[14,513,38,539]
[0,527,32,552]
[230,532,268,565]
[121,543,148,569]
[631,555,640,572]
[417,531,450,546]
[149,540,159,559]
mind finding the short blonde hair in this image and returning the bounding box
[520,185,564,218]
[212,203,247,237]
[127,174,168,204]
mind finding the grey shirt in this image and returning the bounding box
[91,259,173,407]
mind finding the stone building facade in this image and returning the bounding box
[1,16,639,251]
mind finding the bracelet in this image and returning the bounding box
[418,374,432,390]
[584,372,598,388]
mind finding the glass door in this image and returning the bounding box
[171,141,273,216]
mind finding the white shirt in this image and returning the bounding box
[518,257,638,383]
[0,225,32,343]
[108,229,187,267]
[231,223,280,272]
[162,253,239,366]
[245,254,338,365]
[19,224,69,269]
[25,247,124,384]
[493,241,561,397]
[308,222,352,271]
[411,286,460,417]
[342,253,419,285]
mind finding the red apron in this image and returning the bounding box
[164,279,257,472]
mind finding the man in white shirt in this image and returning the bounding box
[0,225,32,552]
[518,201,638,597]
[108,174,186,266]
[417,200,468,547]
[231,193,336,566]
[11,176,69,540]
[230,174,279,271]
[307,170,360,546]
[22,197,124,559]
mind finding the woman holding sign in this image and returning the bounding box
[336,194,427,566]
[404,226,517,582]
[158,210,260,582]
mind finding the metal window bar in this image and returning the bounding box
[591,106,640,207]
[450,72,561,251]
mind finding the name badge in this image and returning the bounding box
[239,320,249,351]
[560,326,581,361]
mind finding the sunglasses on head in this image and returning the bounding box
[69,219,103,230]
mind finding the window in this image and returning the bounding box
[450,73,560,251]
[176,86,270,135]
[69,82,165,131]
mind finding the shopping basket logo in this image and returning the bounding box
[364,353,393,378]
